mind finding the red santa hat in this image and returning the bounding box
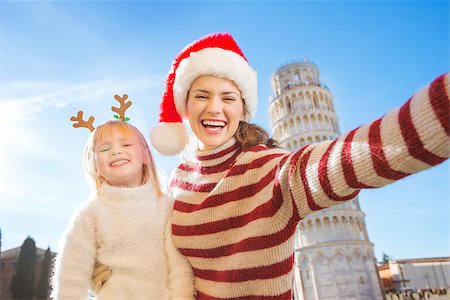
[150,32,258,156]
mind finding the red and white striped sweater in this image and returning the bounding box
[169,74,449,299]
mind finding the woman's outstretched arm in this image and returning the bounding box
[282,73,449,219]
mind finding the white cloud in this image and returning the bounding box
[0,76,164,215]
[0,76,163,124]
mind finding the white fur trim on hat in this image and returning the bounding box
[173,47,257,121]
[150,122,189,156]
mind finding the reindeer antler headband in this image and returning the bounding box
[70,94,132,132]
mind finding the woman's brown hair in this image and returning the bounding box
[234,105,279,150]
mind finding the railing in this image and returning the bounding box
[282,81,329,91]
[275,58,318,73]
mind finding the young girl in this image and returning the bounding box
[51,96,194,299]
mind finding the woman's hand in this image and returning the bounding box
[92,263,112,293]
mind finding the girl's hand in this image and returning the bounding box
[92,263,112,293]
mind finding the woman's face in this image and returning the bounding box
[186,75,245,151]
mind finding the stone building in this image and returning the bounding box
[268,59,384,300]
[0,231,55,300]
[379,257,450,293]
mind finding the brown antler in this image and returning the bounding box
[70,111,95,132]
[112,94,132,119]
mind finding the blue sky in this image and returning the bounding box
[0,1,448,262]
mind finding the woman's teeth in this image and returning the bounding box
[202,120,225,127]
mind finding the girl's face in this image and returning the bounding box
[94,127,147,187]
[186,75,245,151]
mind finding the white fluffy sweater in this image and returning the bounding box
[51,182,194,299]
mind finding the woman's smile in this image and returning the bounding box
[201,118,227,134]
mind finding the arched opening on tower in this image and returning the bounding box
[313,92,319,109]
[286,96,292,113]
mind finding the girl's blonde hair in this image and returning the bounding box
[83,120,163,198]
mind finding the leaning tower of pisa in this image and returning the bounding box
[269,59,384,300]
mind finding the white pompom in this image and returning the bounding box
[150,122,190,156]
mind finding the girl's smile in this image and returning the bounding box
[109,159,130,167]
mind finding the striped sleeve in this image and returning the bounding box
[285,73,449,219]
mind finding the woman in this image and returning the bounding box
[98,33,449,299]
